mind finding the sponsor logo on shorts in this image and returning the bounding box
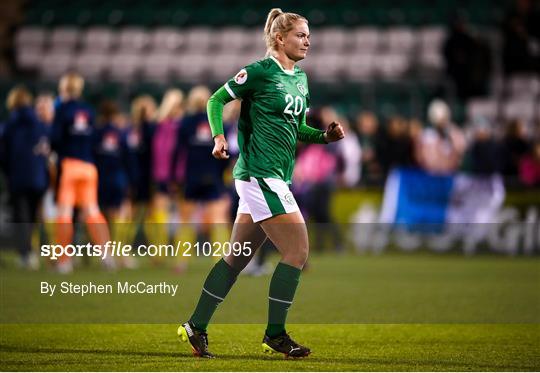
[284,193,295,205]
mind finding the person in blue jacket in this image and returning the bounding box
[0,86,50,269]
[172,86,230,224]
[126,95,157,249]
[129,95,157,207]
[94,100,138,222]
[170,86,230,272]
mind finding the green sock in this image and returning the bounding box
[189,259,240,331]
[266,262,301,337]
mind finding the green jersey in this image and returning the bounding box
[224,56,324,184]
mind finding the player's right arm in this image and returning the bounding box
[207,87,234,159]
[208,63,260,159]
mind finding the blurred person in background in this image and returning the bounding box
[519,140,540,186]
[408,118,424,141]
[34,92,56,247]
[173,86,230,225]
[128,95,157,246]
[94,100,137,267]
[354,111,382,184]
[378,116,415,175]
[464,117,503,176]
[443,12,492,100]
[0,86,49,269]
[149,89,184,248]
[502,118,531,180]
[502,0,540,76]
[415,99,466,174]
[35,93,55,127]
[335,117,361,188]
[293,106,344,253]
[171,86,231,272]
[51,73,110,273]
[448,117,505,253]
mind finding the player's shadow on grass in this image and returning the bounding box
[0,345,534,370]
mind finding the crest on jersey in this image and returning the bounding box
[195,122,212,141]
[73,111,89,131]
[234,69,248,85]
[103,132,119,152]
[127,131,140,148]
[297,83,307,96]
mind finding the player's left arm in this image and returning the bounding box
[297,80,344,144]
[298,114,345,144]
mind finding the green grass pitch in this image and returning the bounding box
[1,253,539,371]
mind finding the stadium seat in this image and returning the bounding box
[148,27,185,51]
[343,53,375,82]
[15,28,47,72]
[381,27,415,53]
[466,98,498,123]
[15,27,47,50]
[108,52,141,82]
[208,53,242,81]
[350,28,380,53]
[418,27,445,51]
[503,99,537,123]
[316,27,348,53]
[117,27,149,51]
[302,53,345,82]
[81,27,115,51]
[243,29,266,53]
[16,47,44,71]
[215,27,250,52]
[184,27,213,52]
[49,27,80,51]
[175,52,213,83]
[374,53,410,80]
[140,53,173,82]
[417,50,445,74]
[39,51,73,79]
[239,52,264,67]
[507,74,540,98]
[74,52,108,80]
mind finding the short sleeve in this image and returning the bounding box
[223,63,261,100]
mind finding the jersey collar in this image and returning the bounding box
[269,56,295,75]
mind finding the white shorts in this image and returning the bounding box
[235,177,300,223]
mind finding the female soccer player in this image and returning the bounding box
[178,8,344,358]
[173,86,230,228]
[94,101,136,234]
[1,86,49,269]
[148,89,184,250]
[51,73,111,273]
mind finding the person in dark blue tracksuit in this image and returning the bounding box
[94,100,138,219]
[169,86,230,273]
[129,95,157,205]
[172,86,230,226]
[126,96,157,248]
[0,86,50,268]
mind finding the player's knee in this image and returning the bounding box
[57,205,73,219]
[283,246,309,268]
